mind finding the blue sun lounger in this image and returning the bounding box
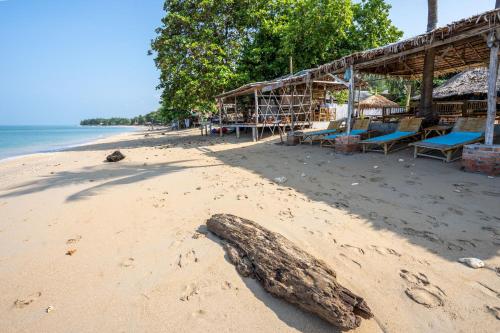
[410,118,485,162]
[360,118,423,155]
[320,118,371,147]
[298,120,343,144]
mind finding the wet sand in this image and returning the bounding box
[0,128,498,332]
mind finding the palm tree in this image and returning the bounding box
[419,0,438,123]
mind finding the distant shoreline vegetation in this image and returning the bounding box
[80,111,165,126]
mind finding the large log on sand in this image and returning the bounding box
[206,214,373,330]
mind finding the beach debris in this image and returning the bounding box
[301,172,306,177]
[373,165,379,169]
[458,257,485,269]
[206,214,373,330]
[273,176,287,184]
[65,249,77,256]
[398,158,405,162]
[46,305,54,313]
[351,182,359,186]
[106,151,125,162]
[14,292,42,308]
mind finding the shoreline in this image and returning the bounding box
[0,126,146,163]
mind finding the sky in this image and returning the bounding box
[0,0,497,125]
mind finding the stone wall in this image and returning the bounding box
[462,144,500,176]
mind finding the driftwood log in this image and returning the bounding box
[206,214,373,330]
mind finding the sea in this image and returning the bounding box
[0,125,138,160]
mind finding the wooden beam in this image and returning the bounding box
[326,25,497,75]
[485,33,499,145]
[347,65,355,134]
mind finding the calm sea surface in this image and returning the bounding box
[0,125,137,160]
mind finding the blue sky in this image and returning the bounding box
[0,0,496,125]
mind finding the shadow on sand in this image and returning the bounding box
[3,129,499,265]
[0,159,221,202]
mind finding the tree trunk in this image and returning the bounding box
[206,214,373,330]
[419,0,438,123]
[427,0,438,32]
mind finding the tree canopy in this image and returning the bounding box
[151,0,403,118]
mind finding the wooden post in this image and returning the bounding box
[254,89,258,142]
[347,65,355,134]
[219,98,223,137]
[486,31,499,145]
[290,85,295,135]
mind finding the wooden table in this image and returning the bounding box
[423,125,453,139]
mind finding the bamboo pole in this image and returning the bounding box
[347,65,355,134]
[219,98,223,137]
[254,89,258,142]
[485,31,499,145]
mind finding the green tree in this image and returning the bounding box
[151,0,252,116]
[151,0,402,115]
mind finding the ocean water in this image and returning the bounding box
[0,125,137,160]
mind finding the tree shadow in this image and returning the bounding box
[0,160,221,202]
[199,226,341,333]
[191,133,500,263]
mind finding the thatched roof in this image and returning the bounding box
[215,69,352,99]
[216,8,500,100]
[314,9,500,78]
[358,95,399,109]
[413,68,500,100]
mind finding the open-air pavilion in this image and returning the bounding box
[311,9,500,144]
[214,69,362,141]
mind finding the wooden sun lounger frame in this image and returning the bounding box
[320,118,371,148]
[298,119,344,144]
[410,117,486,162]
[361,118,423,155]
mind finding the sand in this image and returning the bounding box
[0,128,498,333]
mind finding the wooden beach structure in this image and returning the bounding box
[215,70,357,141]
[413,68,500,124]
[311,8,500,148]
[214,8,500,170]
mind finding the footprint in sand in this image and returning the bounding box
[485,305,500,320]
[179,283,200,301]
[405,287,444,308]
[120,257,135,268]
[370,245,401,257]
[66,235,82,245]
[341,244,365,255]
[399,269,445,308]
[14,292,42,308]
[177,250,199,268]
[339,253,362,268]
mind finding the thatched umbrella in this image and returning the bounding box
[357,94,399,111]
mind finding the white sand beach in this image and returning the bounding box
[0,128,498,332]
